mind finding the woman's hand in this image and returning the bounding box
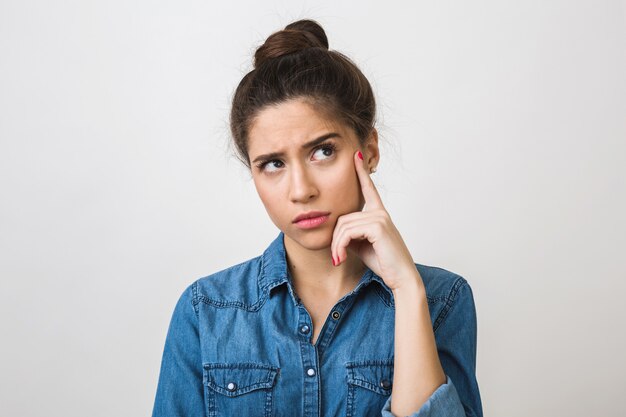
[330,151,420,291]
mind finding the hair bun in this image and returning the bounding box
[254,19,329,68]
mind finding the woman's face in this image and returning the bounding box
[247,98,379,252]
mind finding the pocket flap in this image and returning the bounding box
[204,363,279,397]
[346,360,394,395]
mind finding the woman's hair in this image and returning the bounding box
[230,19,376,168]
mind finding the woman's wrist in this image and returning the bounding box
[390,268,425,295]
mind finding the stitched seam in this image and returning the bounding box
[208,381,274,395]
[346,384,355,417]
[264,389,272,417]
[427,295,449,303]
[207,383,216,417]
[345,359,394,367]
[259,249,269,296]
[203,363,279,370]
[195,294,266,311]
[432,277,467,333]
[373,285,393,308]
[191,280,200,317]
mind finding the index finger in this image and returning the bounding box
[354,150,384,210]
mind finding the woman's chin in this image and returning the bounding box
[284,228,333,252]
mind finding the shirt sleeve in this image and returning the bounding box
[380,279,483,417]
[152,282,206,417]
[381,376,465,417]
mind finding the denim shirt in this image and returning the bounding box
[152,232,482,417]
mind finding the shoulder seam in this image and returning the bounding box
[191,280,200,317]
[432,276,467,333]
[194,294,266,311]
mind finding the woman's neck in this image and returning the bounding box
[284,235,366,299]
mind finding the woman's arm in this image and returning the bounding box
[390,272,447,415]
[331,152,481,416]
[382,276,482,417]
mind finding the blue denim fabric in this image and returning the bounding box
[152,232,482,417]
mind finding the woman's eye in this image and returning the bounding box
[260,160,284,173]
[312,144,336,161]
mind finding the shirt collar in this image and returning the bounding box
[258,232,394,306]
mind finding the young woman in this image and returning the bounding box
[152,19,482,417]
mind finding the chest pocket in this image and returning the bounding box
[203,362,279,417]
[345,359,394,417]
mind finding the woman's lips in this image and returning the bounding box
[293,213,330,229]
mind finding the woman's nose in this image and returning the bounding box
[288,163,318,203]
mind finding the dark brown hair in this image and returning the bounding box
[230,19,376,168]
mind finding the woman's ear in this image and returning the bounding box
[364,128,380,173]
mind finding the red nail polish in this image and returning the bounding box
[357,151,363,160]
[331,256,336,266]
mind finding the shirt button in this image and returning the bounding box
[306,368,316,377]
[226,382,237,391]
[380,379,392,390]
[331,311,341,320]
[300,325,310,334]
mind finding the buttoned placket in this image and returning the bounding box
[295,291,360,417]
[298,303,320,417]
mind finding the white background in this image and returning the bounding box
[1,1,625,416]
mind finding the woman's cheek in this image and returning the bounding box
[335,166,363,208]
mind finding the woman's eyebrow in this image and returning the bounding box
[251,132,341,163]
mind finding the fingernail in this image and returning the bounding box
[331,256,336,266]
[357,151,363,160]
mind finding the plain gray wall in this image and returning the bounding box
[1,1,625,416]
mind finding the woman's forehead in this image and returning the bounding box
[248,99,355,154]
